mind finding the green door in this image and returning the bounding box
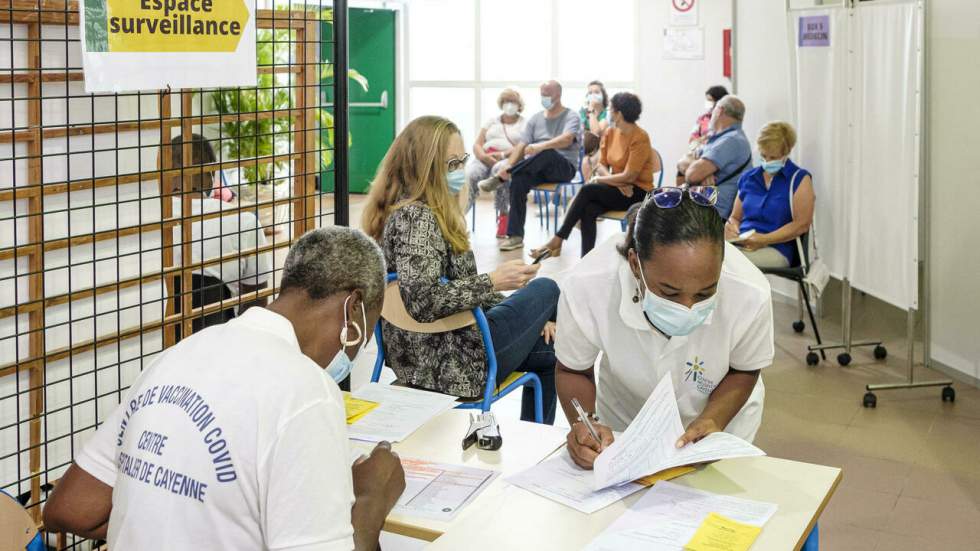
[321,8,396,194]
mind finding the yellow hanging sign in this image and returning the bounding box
[100,0,249,53]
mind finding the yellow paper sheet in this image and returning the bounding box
[343,393,379,425]
[633,465,697,487]
[684,512,763,551]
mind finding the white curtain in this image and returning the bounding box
[790,8,850,280]
[789,1,922,310]
[847,2,921,310]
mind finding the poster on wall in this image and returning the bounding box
[669,0,698,27]
[663,27,704,60]
[799,15,831,47]
[79,0,257,92]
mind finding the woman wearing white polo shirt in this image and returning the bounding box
[556,188,773,469]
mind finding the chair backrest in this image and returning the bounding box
[0,492,40,551]
[381,280,476,334]
[655,149,664,188]
[787,168,813,270]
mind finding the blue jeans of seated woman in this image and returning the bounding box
[486,277,559,424]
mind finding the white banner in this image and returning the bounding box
[79,0,257,92]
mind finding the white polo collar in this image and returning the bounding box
[235,307,301,351]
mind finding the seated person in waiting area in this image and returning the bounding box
[676,95,753,220]
[556,193,773,469]
[726,122,815,269]
[531,91,660,260]
[362,116,560,424]
[479,79,582,252]
[465,88,528,238]
[167,134,271,317]
[579,80,611,182]
[43,227,407,550]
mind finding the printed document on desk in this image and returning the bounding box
[392,458,499,521]
[505,450,645,514]
[348,383,458,443]
[584,481,777,551]
[593,373,765,490]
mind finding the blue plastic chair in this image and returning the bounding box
[802,522,819,551]
[532,149,585,232]
[371,272,544,423]
[597,149,665,231]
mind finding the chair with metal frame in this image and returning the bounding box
[370,273,544,423]
[532,149,585,232]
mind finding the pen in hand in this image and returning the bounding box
[571,398,603,448]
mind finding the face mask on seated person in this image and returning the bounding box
[326,295,368,383]
[502,102,519,117]
[636,260,717,337]
[446,169,466,194]
[589,93,603,104]
[541,96,554,110]
[761,158,786,174]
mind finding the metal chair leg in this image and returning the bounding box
[800,280,826,360]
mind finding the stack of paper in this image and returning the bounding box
[347,383,458,443]
[584,481,777,550]
[507,373,764,513]
[593,373,765,490]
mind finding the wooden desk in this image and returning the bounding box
[350,409,568,542]
[425,456,841,551]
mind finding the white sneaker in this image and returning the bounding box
[478,175,503,193]
[499,236,524,251]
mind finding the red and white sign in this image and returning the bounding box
[670,0,698,26]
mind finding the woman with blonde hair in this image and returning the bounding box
[362,116,560,424]
[725,121,815,268]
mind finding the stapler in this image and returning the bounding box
[462,412,502,451]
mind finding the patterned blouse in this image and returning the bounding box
[381,202,503,398]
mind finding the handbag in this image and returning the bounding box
[583,130,601,156]
[788,169,830,298]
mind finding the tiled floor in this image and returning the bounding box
[339,193,980,550]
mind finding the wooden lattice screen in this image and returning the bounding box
[0,1,334,547]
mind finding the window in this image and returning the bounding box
[406,0,637,148]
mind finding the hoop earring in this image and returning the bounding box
[340,322,363,347]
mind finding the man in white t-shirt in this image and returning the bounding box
[43,228,406,550]
[167,134,273,319]
[556,193,773,470]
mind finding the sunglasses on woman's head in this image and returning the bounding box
[646,185,718,209]
[447,153,470,172]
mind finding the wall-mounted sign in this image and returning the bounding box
[80,0,257,92]
[799,15,831,47]
[670,0,698,27]
[664,27,704,60]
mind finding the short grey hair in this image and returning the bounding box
[280,227,386,308]
[717,95,745,122]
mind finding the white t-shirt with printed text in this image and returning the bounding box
[556,236,774,441]
[76,307,355,551]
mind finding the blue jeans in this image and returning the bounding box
[486,277,559,424]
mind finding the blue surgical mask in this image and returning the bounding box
[762,159,786,174]
[447,169,466,194]
[326,296,367,383]
[637,261,717,337]
[541,96,554,110]
[589,93,603,104]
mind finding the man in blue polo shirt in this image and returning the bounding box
[678,95,753,219]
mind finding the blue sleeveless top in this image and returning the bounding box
[736,159,811,266]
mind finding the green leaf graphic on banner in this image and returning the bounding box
[85,0,108,52]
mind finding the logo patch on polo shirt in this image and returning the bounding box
[684,357,717,394]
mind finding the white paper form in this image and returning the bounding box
[593,374,765,490]
[505,450,645,514]
[584,481,777,551]
[348,383,458,443]
[392,458,499,521]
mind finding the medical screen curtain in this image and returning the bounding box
[789,1,923,310]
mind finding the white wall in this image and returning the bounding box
[926,0,980,383]
[636,0,733,169]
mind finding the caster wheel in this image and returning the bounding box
[792,321,806,333]
[863,392,877,408]
[806,352,820,366]
[942,386,955,403]
[874,345,888,360]
[837,353,852,366]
